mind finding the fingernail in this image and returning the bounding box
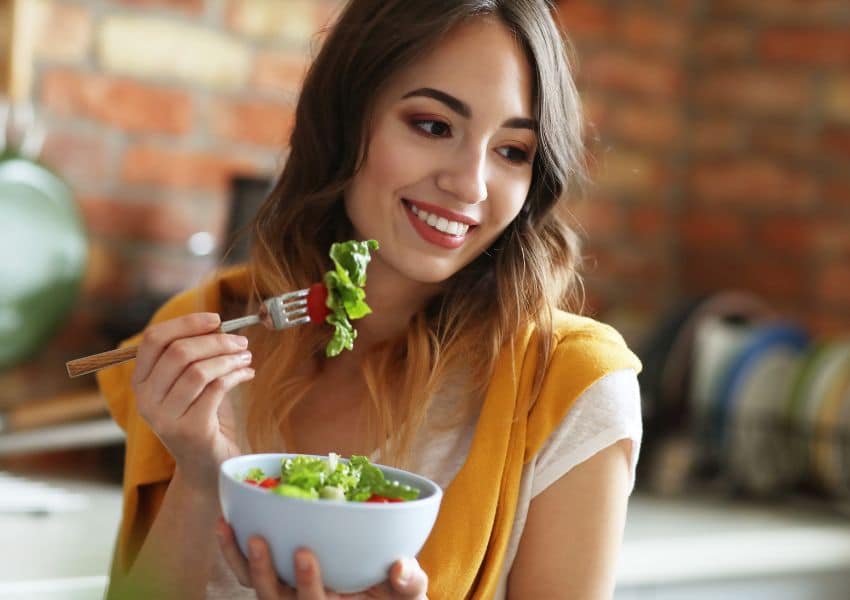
[236,336,249,348]
[249,539,263,561]
[398,559,410,584]
[295,552,311,574]
[237,351,252,364]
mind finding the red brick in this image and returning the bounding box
[689,159,817,208]
[822,177,850,211]
[114,0,204,14]
[709,0,848,22]
[697,24,753,61]
[77,196,205,243]
[580,51,682,98]
[593,150,666,193]
[252,51,310,95]
[761,30,850,65]
[807,312,850,337]
[811,220,850,258]
[821,129,850,161]
[681,251,805,302]
[629,205,670,241]
[40,129,115,191]
[754,217,812,257]
[122,146,262,192]
[591,246,666,281]
[571,196,626,238]
[611,103,684,147]
[680,210,748,246]
[816,265,850,308]
[620,12,687,54]
[694,69,812,115]
[689,119,746,155]
[211,99,296,148]
[751,125,817,160]
[579,92,610,133]
[555,1,615,39]
[41,70,193,134]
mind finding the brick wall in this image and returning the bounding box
[19,0,338,357]
[559,0,850,340]
[15,0,850,365]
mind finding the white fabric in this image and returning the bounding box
[207,368,642,598]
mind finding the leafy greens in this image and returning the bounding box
[323,239,379,357]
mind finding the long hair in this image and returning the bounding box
[243,0,586,467]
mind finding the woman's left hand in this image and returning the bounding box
[217,517,428,599]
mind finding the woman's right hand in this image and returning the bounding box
[131,312,255,492]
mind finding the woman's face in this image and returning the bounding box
[344,17,537,287]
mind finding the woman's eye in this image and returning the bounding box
[412,119,451,137]
[498,146,531,164]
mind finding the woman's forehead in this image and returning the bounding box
[380,18,535,119]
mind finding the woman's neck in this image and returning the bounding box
[345,255,441,356]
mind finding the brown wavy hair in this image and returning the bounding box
[241,0,586,468]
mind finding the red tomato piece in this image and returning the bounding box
[366,494,403,503]
[259,477,281,488]
[306,283,330,323]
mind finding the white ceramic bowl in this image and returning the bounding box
[219,453,442,593]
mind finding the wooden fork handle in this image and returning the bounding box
[66,345,139,378]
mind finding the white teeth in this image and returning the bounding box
[407,203,471,237]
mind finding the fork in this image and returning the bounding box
[65,287,320,378]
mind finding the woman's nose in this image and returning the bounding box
[435,146,488,204]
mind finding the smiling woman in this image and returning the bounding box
[95,1,642,599]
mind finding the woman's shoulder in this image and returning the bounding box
[547,309,639,368]
[521,310,641,460]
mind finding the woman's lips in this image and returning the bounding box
[402,199,474,250]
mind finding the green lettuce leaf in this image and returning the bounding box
[323,239,379,357]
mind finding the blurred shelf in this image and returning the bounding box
[0,418,124,456]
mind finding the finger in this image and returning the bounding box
[133,313,221,384]
[148,332,249,399]
[293,549,327,600]
[248,537,294,600]
[160,351,253,420]
[184,367,256,422]
[388,558,428,598]
[216,517,252,587]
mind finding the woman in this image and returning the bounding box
[98,1,642,598]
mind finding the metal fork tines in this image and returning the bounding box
[220,288,311,332]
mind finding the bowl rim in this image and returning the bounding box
[220,452,443,509]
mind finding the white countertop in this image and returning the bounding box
[618,494,850,587]
[3,475,850,598]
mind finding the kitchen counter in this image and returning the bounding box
[2,475,850,600]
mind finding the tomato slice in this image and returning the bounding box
[366,494,403,503]
[259,477,281,488]
[306,283,330,323]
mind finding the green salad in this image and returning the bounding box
[241,453,420,503]
[323,239,379,357]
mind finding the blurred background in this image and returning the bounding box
[0,0,848,598]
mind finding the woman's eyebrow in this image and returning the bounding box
[401,87,537,131]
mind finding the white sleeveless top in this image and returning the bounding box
[207,368,642,598]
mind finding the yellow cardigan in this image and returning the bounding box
[97,266,641,598]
